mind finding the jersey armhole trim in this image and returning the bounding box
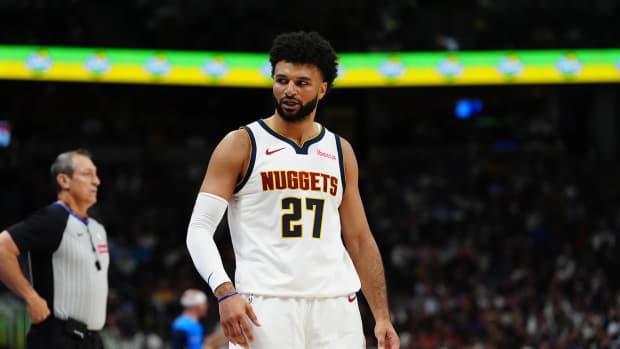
[234,126,257,193]
[335,134,346,193]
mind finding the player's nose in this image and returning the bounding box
[284,81,297,96]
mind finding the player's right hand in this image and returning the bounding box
[219,294,260,349]
[375,319,400,349]
[26,293,50,324]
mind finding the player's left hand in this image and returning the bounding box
[375,319,400,349]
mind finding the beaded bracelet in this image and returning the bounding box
[217,291,239,304]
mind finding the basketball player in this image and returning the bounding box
[186,31,399,349]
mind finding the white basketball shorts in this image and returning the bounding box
[229,293,365,349]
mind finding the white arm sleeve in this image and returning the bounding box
[186,192,232,293]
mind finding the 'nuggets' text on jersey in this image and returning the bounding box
[260,170,338,196]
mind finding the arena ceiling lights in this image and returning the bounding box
[1,45,619,87]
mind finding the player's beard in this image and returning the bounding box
[273,94,319,123]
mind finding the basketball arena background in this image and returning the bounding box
[1,1,620,348]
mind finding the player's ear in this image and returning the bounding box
[318,81,327,100]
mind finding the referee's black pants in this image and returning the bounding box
[26,316,104,349]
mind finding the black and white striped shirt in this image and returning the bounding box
[7,202,109,330]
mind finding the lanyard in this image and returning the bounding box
[53,201,101,271]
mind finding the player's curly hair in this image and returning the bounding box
[269,31,338,90]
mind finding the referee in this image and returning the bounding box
[0,149,109,349]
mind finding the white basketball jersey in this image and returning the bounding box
[227,119,361,297]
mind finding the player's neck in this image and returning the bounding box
[56,193,89,219]
[268,113,318,147]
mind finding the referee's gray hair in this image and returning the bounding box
[50,149,92,193]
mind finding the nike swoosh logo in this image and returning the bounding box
[265,147,285,155]
[348,294,357,303]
